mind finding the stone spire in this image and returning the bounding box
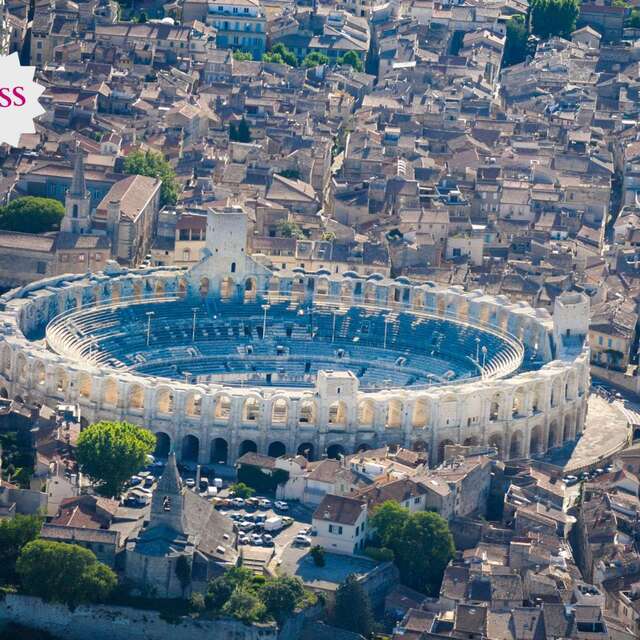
[150,451,187,535]
[70,144,88,198]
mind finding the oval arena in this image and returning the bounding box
[0,208,590,467]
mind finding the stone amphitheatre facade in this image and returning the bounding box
[0,208,590,467]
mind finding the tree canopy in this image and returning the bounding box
[302,51,329,68]
[262,43,298,66]
[0,514,42,585]
[16,540,117,606]
[123,149,179,206]
[233,50,254,61]
[371,501,454,595]
[204,567,310,625]
[530,0,580,39]
[76,421,155,497]
[230,482,255,499]
[337,51,363,72]
[0,197,64,234]
[503,15,529,67]
[333,574,373,638]
[277,220,305,239]
[229,117,252,143]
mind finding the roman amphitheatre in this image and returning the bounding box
[0,207,590,466]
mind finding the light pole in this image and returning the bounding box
[481,345,488,369]
[475,336,481,362]
[383,317,393,349]
[332,310,337,342]
[145,311,155,347]
[261,303,270,339]
[191,307,198,342]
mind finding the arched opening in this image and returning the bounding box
[488,433,503,457]
[364,282,376,304]
[185,392,202,417]
[548,421,559,449]
[242,396,260,422]
[328,401,347,427]
[438,439,455,464]
[463,436,479,447]
[215,394,232,421]
[358,400,375,427]
[157,388,174,414]
[412,398,429,428]
[211,438,229,464]
[509,431,522,458]
[239,440,258,457]
[133,281,142,301]
[244,278,257,302]
[340,281,352,302]
[220,277,235,299]
[489,393,501,422]
[551,379,563,408]
[316,278,329,297]
[530,425,543,454]
[155,280,165,297]
[129,384,144,410]
[386,399,403,428]
[327,443,346,459]
[412,440,428,453]
[268,441,286,458]
[181,434,200,463]
[178,279,187,298]
[199,277,210,296]
[78,373,92,400]
[412,290,425,310]
[512,388,526,418]
[154,432,171,459]
[356,443,370,453]
[34,361,46,387]
[298,398,315,425]
[103,378,118,406]
[0,386,7,399]
[297,442,314,460]
[271,398,288,425]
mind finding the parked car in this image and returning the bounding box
[263,516,284,532]
[298,526,312,536]
[250,533,263,546]
[129,475,142,487]
[213,478,224,489]
[238,533,249,545]
[274,501,289,511]
[239,520,254,532]
[282,516,294,527]
[231,497,245,508]
[258,498,272,509]
[185,478,196,489]
[262,534,274,547]
[199,477,209,492]
[293,534,312,547]
[143,476,155,488]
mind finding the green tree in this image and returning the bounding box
[629,8,640,27]
[337,51,363,72]
[233,50,254,61]
[260,576,304,624]
[530,0,580,39]
[262,43,298,66]
[137,10,147,22]
[123,149,179,206]
[370,502,454,595]
[302,51,329,68]
[0,514,42,585]
[0,197,64,234]
[229,117,252,143]
[222,588,265,623]
[230,482,255,499]
[333,574,373,638]
[276,220,305,239]
[370,500,409,547]
[278,168,301,180]
[16,540,116,606]
[76,421,155,497]
[310,545,325,567]
[206,574,235,610]
[503,15,529,67]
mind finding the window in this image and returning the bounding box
[77,254,85,262]
[95,253,102,260]
[37,41,42,49]
[355,525,359,535]
[183,249,191,261]
[231,261,236,273]
[179,228,190,241]
[608,338,613,348]
[598,336,603,346]
[414,497,420,504]
[72,204,78,218]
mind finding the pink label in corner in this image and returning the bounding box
[0,52,45,147]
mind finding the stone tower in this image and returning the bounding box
[61,147,92,234]
[204,205,248,279]
[149,452,187,534]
